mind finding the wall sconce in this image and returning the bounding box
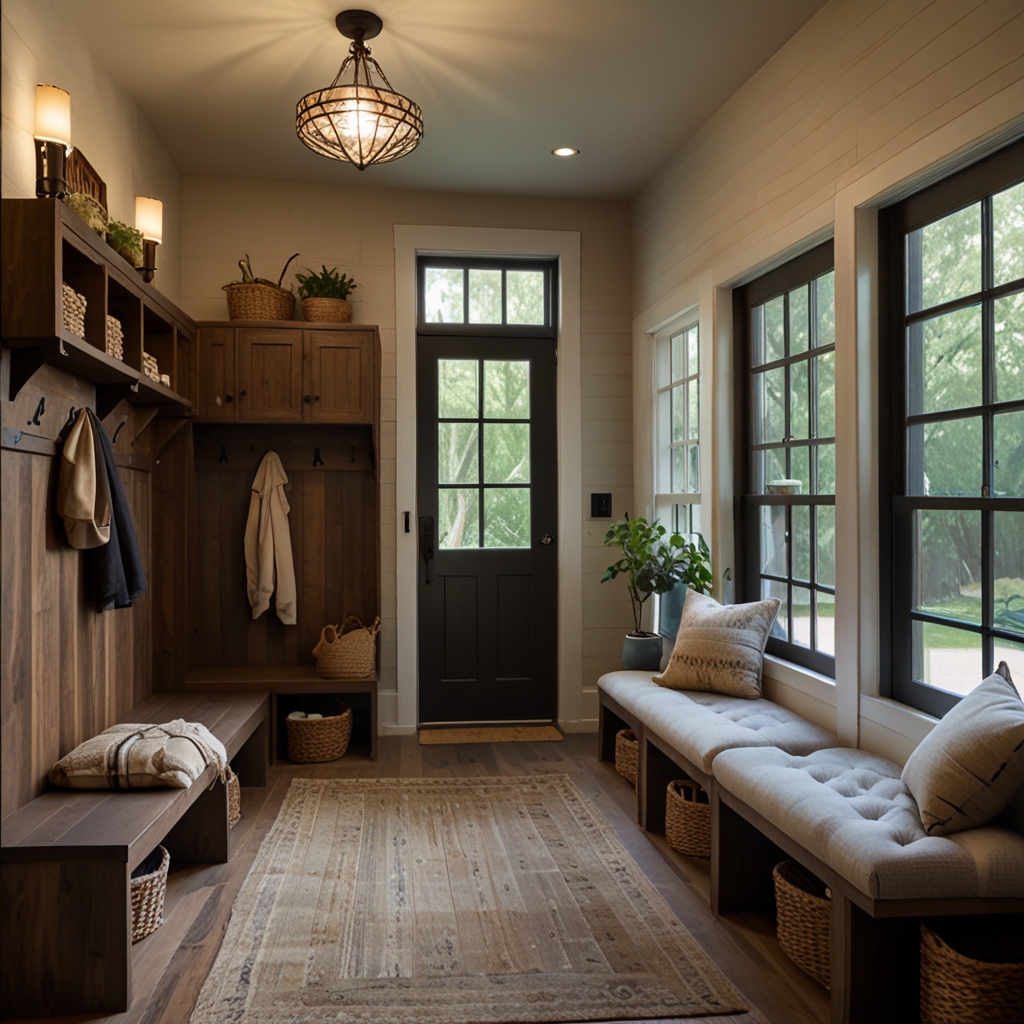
[35,85,71,198]
[135,197,163,283]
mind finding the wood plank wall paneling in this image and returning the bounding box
[1,449,153,818]
[189,425,379,671]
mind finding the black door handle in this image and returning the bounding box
[419,516,434,585]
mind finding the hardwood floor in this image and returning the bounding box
[8,735,830,1024]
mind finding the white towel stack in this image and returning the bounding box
[142,351,161,382]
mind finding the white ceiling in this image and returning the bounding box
[54,0,827,200]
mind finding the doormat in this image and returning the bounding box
[191,776,748,1023]
[419,724,563,744]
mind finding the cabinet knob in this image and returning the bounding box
[304,394,312,403]
[240,389,247,397]
[224,393,233,403]
[314,395,320,401]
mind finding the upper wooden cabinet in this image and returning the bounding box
[195,321,379,425]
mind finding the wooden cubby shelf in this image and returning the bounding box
[1,198,194,414]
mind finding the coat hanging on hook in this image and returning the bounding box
[244,451,296,624]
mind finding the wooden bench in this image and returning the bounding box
[0,691,270,1019]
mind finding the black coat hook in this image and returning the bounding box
[350,445,356,465]
[218,445,228,464]
[111,417,127,444]
[28,396,45,426]
[313,446,324,467]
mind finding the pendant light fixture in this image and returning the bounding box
[296,10,423,170]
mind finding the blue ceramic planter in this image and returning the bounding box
[621,634,663,671]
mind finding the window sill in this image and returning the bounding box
[762,654,837,706]
[859,694,937,745]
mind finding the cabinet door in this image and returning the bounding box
[197,328,236,421]
[305,330,375,423]
[237,329,304,421]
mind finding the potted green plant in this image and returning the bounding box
[106,221,143,267]
[295,265,358,323]
[601,514,713,670]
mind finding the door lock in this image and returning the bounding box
[540,533,554,545]
[419,516,435,584]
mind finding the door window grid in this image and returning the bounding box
[890,174,1024,711]
[437,358,532,549]
[738,248,836,677]
[423,265,550,327]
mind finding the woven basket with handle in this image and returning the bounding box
[920,918,1024,1024]
[313,616,380,679]
[614,728,638,787]
[131,845,169,943]
[286,703,353,763]
[665,779,711,858]
[223,282,295,321]
[773,859,831,989]
[226,767,241,828]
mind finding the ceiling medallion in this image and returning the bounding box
[296,9,423,170]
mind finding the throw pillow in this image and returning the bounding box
[901,663,1024,836]
[653,588,781,699]
[49,719,228,790]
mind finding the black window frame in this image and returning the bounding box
[734,240,837,677]
[879,138,1024,717]
[417,256,557,339]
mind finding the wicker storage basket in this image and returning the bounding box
[302,297,352,323]
[227,767,241,828]
[313,617,380,679]
[286,702,353,763]
[61,282,86,339]
[665,779,711,858]
[223,282,295,321]
[131,845,169,943]
[773,859,831,989]
[920,918,1024,1024]
[614,728,639,787]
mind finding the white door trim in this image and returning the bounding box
[393,225,583,732]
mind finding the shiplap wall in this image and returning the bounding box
[179,178,634,727]
[632,0,1024,760]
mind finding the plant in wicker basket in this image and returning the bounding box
[296,265,359,323]
[106,220,143,267]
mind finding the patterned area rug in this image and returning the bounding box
[191,776,747,1023]
[419,725,563,744]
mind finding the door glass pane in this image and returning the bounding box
[671,384,685,442]
[506,271,545,325]
[907,305,982,415]
[816,351,835,437]
[483,360,529,419]
[791,360,809,439]
[424,267,464,323]
[993,511,1024,638]
[438,423,478,484]
[909,416,982,496]
[468,269,502,324]
[816,505,835,587]
[815,591,835,656]
[756,367,785,443]
[792,504,810,581]
[762,577,788,640]
[815,443,836,495]
[913,510,981,624]
[790,446,810,494]
[438,359,478,418]
[789,286,809,354]
[993,181,1024,287]
[994,410,1024,497]
[994,291,1024,403]
[762,296,785,363]
[688,378,699,439]
[815,271,835,347]
[912,621,982,695]
[908,203,982,313]
[760,505,787,576]
[484,423,530,483]
[792,585,812,648]
[484,488,530,547]
[671,331,685,382]
[439,488,479,549]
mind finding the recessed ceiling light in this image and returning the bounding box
[551,147,579,157]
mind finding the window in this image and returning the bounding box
[881,140,1024,715]
[655,318,702,540]
[735,241,836,676]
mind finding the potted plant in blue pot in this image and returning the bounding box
[602,514,712,671]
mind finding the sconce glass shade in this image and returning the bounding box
[135,197,163,243]
[35,85,71,148]
[296,24,422,170]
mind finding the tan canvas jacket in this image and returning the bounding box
[56,408,111,549]
[244,451,297,624]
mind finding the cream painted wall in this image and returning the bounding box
[631,0,1024,763]
[2,0,182,302]
[179,177,634,728]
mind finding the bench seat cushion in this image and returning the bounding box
[712,746,1024,901]
[599,671,838,774]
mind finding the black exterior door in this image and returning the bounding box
[416,335,558,724]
